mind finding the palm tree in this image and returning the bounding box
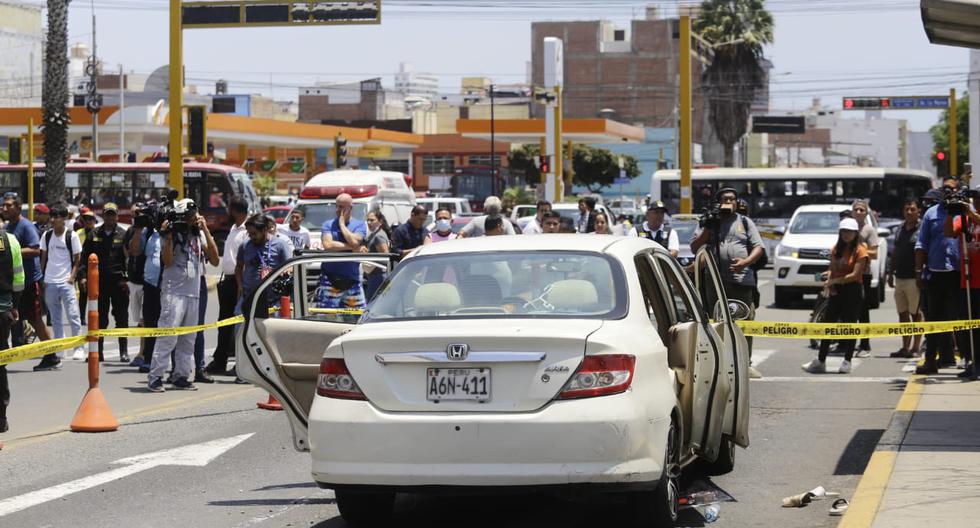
[694,0,774,167]
[42,0,72,206]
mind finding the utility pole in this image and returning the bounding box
[169,0,184,197]
[543,37,564,204]
[679,15,693,214]
[950,87,958,177]
[88,6,100,160]
[490,83,496,196]
[119,64,125,162]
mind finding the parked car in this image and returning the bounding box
[264,206,292,224]
[237,236,751,527]
[668,213,701,267]
[773,204,890,308]
[417,197,473,217]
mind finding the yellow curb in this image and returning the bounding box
[838,375,924,528]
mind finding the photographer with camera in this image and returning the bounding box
[146,199,218,393]
[942,185,980,379]
[79,202,129,363]
[691,187,766,378]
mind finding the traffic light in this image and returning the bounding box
[538,155,550,174]
[334,133,348,169]
[936,150,949,178]
[186,105,207,157]
[842,97,891,110]
[7,137,21,164]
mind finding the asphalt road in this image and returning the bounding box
[0,269,914,527]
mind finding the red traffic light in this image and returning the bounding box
[880,98,890,108]
[844,98,854,109]
[937,151,947,161]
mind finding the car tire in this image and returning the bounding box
[628,420,680,527]
[702,435,736,476]
[335,490,395,527]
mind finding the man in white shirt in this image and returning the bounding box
[459,196,516,237]
[521,200,552,235]
[39,205,84,361]
[205,198,250,377]
[282,209,311,251]
[629,201,680,258]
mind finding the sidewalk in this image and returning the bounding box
[841,371,980,528]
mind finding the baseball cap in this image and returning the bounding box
[81,207,96,218]
[715,187,739,199]
[647,200,668,212]
[923,188,943,202]
[103,202,118,214]
[839,218,859,231]
[33,203,50,214]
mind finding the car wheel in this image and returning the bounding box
[335,490,395,527]
[702,435,736,476]
[628,420,680,527]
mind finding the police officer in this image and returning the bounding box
[0,225,25,433]
[80,202,129,362]
[629,200,679,258]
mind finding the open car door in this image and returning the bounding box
[237,253,393,451]
[693,249,750,450]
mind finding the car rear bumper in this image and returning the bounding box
[308,392,669,488]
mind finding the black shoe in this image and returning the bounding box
[234,377,249,385]
[916,363,939,375]
[33,358,62,371]
[147,379,165,393]
[226,366,238,378]
[138,365,150,374]
[171,377,198,391]
[957,366,975,378]
[939,360,958,369]
[194,369,214,384]
[204,361,228,375]
[0,418,8,433]
[119,352,130,363]
[166,372,178,385]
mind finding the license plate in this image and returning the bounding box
[815,273,825,282]
[426,368,491,401]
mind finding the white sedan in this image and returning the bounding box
[237,235,751,527]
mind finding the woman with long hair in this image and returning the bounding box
[593,211,614,235]
[802,218,869,374]
[362,210,391,301]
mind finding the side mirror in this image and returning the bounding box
[878,228,890,238]
[728,300,753,321]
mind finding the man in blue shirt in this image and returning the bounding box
[1,193,53,369]
[390,205,431,258]
[915,196,967,374]
[236,214,291,319]
[318,193,367,310]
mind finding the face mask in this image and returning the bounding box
[436,219,451,232]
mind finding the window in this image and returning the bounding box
[422,155,454,174]
[90,171,134,207]
[634,253,665,335]
[467,154,502,166]
[654,257,697,324]
[373,159,410,173]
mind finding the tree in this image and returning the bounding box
[252,174,277,201]
[506,144,640,194]
[930,94,969,179]
[42,0,72,206]
[695,0,774,167]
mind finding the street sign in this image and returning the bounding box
[752,115,806,134]
[614,177,631,185]
[182,0,381,29]
[843,95,949,110]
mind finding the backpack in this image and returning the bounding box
[42,229,76,277]
[740,215,768,271]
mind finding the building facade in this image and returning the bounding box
[0,1,43,108]
[394,62,438,101]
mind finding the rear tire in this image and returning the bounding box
[809,295,830,349]
[628,420,680,527]
[702,435,736,476]
[335,490,395,527]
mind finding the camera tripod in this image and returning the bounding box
[957,220,978,380]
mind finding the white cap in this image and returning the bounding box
[839,218,859,231]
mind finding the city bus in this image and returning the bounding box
[0,161,260,242]
[651,167,935,254]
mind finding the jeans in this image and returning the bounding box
[858,274,872,350]
[194,276,207,371]
[141,282,161,363]
[44,282,82,358]
[924,271,967,366]
[0,314,11,423]
[149,293,199,383]
[211,276,239,369]
[819,282,863,362]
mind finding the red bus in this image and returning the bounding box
[0,161,260,241]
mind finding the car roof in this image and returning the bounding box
[411,233,664,260]
[793,204,853,213]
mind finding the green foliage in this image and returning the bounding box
[503,186,534,206]
[0,150,7,163]
[930,94,969,179]
[252,174,277,198]
[695,0,774,166]
[506,144,640,194]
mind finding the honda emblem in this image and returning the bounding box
[446,344,469,361]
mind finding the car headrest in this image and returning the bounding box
[545,280,599,312]
[414,283,461,314]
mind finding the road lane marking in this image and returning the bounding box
[0,433,254,517]
[751,349,775,366]
[753,376,907,383]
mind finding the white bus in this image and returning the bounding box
[651,167,935,255]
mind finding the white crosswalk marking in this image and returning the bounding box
[751,349,775,366]
[754,376,907,383]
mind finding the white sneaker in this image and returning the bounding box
[748,366,763,379]
[839,360,852,374]
[72,347,87,360]
[802,358,826,374]
[855,350,871,359]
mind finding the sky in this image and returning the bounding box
[56,0,969,132]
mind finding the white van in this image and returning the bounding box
[294,170,416,240]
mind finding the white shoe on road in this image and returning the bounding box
[839,360,852,374]
[855,350,871,359]
[802,358,826,374]
[72,347,87,360]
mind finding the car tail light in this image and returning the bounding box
[317,358,366,400]
[557,354,636,400]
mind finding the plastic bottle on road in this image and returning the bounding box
[700,504,720,523]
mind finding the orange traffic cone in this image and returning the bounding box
[257,395,283,411]
[71,255,118,432]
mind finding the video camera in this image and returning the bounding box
[133,201,161,229]
[942,185,976,217]
[699,204,723,230]
[158,189,197,235]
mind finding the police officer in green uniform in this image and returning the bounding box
[0,226,25,433]
[80,203,129,362]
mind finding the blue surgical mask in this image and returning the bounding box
[436,219,451,232]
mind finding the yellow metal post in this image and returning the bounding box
[950,87,958,178]
[305,148,315,181]
[679,15,693,214]
[238,144,247,167]
[27,119,34,221]
[565,139,574,189]
[169,0,184,198]
[539,137,547,185]
[553,86,563,203]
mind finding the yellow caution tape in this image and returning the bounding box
[0,336,87,367]
[91,316,245,338]
[738,319,980,339]
[309,308,365,315]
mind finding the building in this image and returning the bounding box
[0,1,43,107]
[298,78,407,123]
[530,8,707,140]
[394,62,438,101]
[412,134,512,196]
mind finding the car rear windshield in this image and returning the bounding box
[361,251,627,322]
[671,220,699,244]
[292,202,368,231]
[789,212,844,234]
